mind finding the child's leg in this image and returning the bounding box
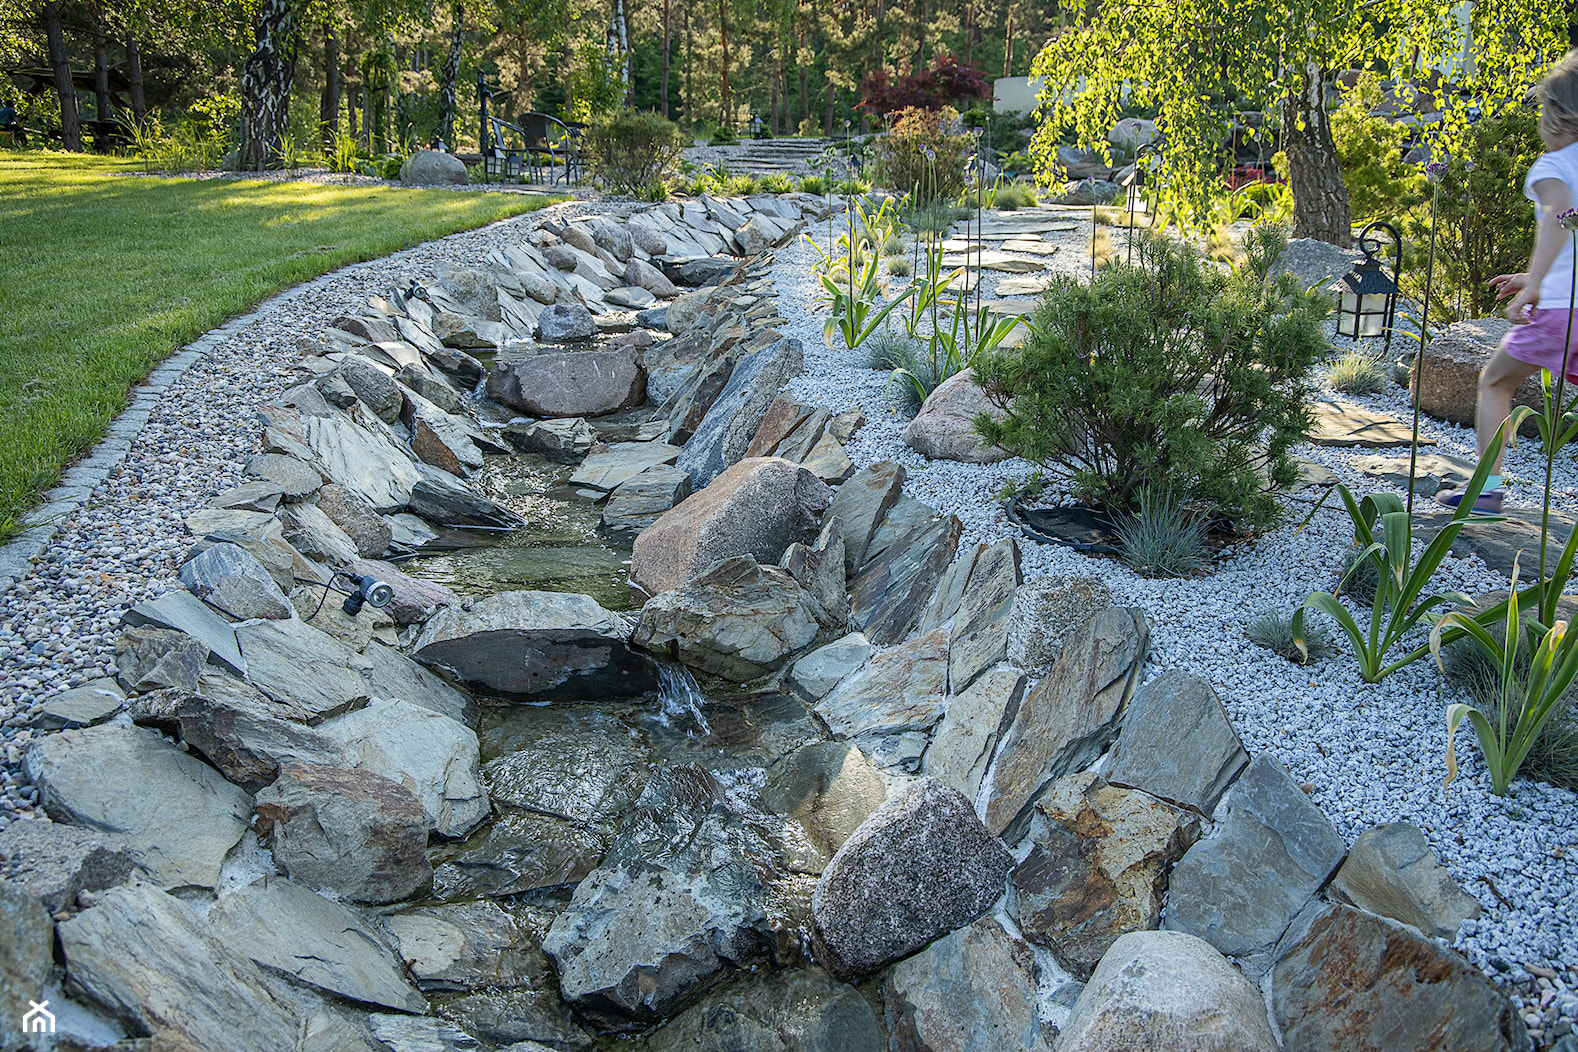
[1476,348,1542,469]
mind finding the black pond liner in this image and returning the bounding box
[1004,493,1124,554]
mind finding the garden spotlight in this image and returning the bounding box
[340,573,394,616]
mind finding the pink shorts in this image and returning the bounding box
[1503,307,1578,381]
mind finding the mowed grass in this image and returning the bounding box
[0,152,560,540]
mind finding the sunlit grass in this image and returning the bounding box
[0,151,560,540]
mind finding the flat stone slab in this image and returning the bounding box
[995,273,1059,296]
[1412,506,1575,580]
[568,441,682,492]
[1309,399,1435,449]
[1349,451,1473,493]
[940,250,1047,273]
[1000,238,1065,255]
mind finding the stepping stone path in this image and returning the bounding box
[1309,398,1436,449]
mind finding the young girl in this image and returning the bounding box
[1437,50,1578,512]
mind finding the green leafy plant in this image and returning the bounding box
[584,110,688,194]
[328,128,365,174]
[835,175,872,195]
[1292,419,1511,684]
[1327,351,1388,395]
[758,173,794,194]
[636,180,671,202]
[727,173,761,195]
[872,106,971,204]
[1331,74,1423,225]
[1112,487,1210,577]
[1248,607,1331,664]
[974,229,1326,526]
[708,124,739,146]
[798,174,828,195]
[906,199,969,235]
[1441,638,1578,790]
[821,259,914,350]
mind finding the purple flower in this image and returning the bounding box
[1465,159,1476,173]
[1424,160,1448,183]
[921,145,936,161]
[1561,208,1578,231]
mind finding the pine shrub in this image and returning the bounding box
[584,110,688,194]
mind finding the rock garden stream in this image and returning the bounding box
[0,191,1571,1052]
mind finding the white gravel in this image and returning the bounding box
[777,220,1578,987]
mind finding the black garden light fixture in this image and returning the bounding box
[1331,220,1402,354]
[1124,143,1161,264]
[505,149,522,183]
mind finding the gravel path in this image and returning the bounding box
[778,219,1578,991]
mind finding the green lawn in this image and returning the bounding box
[0,152,560,540]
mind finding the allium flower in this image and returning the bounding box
[1560,208,1578,231]
[1465,159,1476,173]
[1424,160,1448,183]
[921,145,936,161]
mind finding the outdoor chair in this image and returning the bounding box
[519,112,581,186]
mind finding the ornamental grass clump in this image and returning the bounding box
[1112,488,1209,577]
[1248,607,1331,664]
[1327,351,1389,395]
[973,229,1328,527]
[1441,638,1578,790]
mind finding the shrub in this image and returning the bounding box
[584,110,688,194]
[1248,607,1331,664]
[708,124,739,146]
[727,174,761,195]
[994,183,1038,210]
[1112,488,1210,577]
[1442,637,1578,791]
[858,55,991,117]
[758,172,794,194]
[871,106,971,204]
[1327,351,1387,395]
[887,255,912,276]
[636,180,670,202]
[973,230,1328,526]
[798,174,828,195]
[1331,73,1422,225]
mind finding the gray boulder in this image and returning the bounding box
[886,915,1053,1052]
[760,741,888,875]
[0,821,137,913]
[1164,753,1347,957]
[811,778,1014,979]
[280,500,360,565]
[58,884,306,1052]
[318,699,489,838]
[407,475,525,529]
[503,417,598,462]
[0,882,52,1052]
[570,440,683,491]
[234,616,371,721]
[243,452,323,499]
[983,607,1148,840]
[121,590,245,675]
[24,724,251,889]
[1055,178,1121,205]
[435,809,609,900]
[114,626,208,693]
[1274,905,1531,1052]
[606,285,657,309]
[1058,930,1279,1052]
[624,256,680,297]
[943,538,1021,690]
[535,302,596,342]
[829,461,906,577]
[1010,772,1200,978]
[849,513,963,646]
[381,900,550,993]
[1104,670,1250,816]
[412,589,655,699]
[674,334,805,487]
[305,409,426,513]
[926,667,1027,801]
[486,348,646,418]
[812,629,949,772]
[139,682,344,791]
[1328,822,1481,940]
[902,369,1011,464]
[633,555,822,681]
[631,456,831,597]
[255,762,433,904]
[645,966,883,1052]
[337,356,404,422]
[601,465,692,534]
[364,640,477,727]
[180,541,293,620]
[207,876,427,1012]
[786,632,875,701]
[400,149,468,185]
[1411,316,1566,435]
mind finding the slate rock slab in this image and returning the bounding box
[1010,772,1200,979]
[0,820,137,912]
[1309,398,1435,449]
[412,589,655,700]
[30,678,125,731]
[235,616,371,722]
[811,778,1014,980]
[145,682,345,791]
[255,762,433,904]
[829,461,906,577]
[114,625,208,693]
[569,441,683,492]
[849,514,963,647]
[58,883,304,1052]
[812,628,949,770]
[926,667,1026,801]
[0,881,53,1052]
[122,589,245,674]
[984,607,1148,841]
[208,876,427,1013]
[645,965,884,1052]
[1058,929,1279,1052]
[674,334,805,488]
[761,741,888,874]
[886,915,1053,1052]
[786,632,876,701]
[1328,822,1481,940]
[381,900,550,993]
[1164,753,1346,957]
[24,724,251,890]
[1103,670,1249,816]
[1273,903,1529,1052]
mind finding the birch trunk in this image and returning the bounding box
[1283,60,1352,245]
[239,0,300,171]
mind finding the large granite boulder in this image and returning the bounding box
[674,334,805,487]
[632,555,822,680]
[24,724,251,889]
[983,607,1149,841]
[255,762,434,904]
[1273,904,1529,1052]
[1058,930,1279,1052]
[485,348,646,418]
[903,369,1011,464]
[1164,753,1346,958]
[0,821,137,912]
[624,257,680,298]
[1411,316,1569,435]
[1328,822,1481,940]
[412,590,655,699]
[886,915,1054,1052]
[631,457,831,597]
[317,699,489,838]
[1103,670,1250,816]
[400,149,468,185]
[811,779,1014,980]
[1010,772,1201,978]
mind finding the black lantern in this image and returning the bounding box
[483,147,502,180]
[1332,220,1402,353]
[1124,142,1161,264]
[505,150,522,183]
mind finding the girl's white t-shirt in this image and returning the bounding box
[1527,140,1578,308]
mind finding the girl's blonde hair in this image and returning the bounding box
[1540,50,1578,140]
